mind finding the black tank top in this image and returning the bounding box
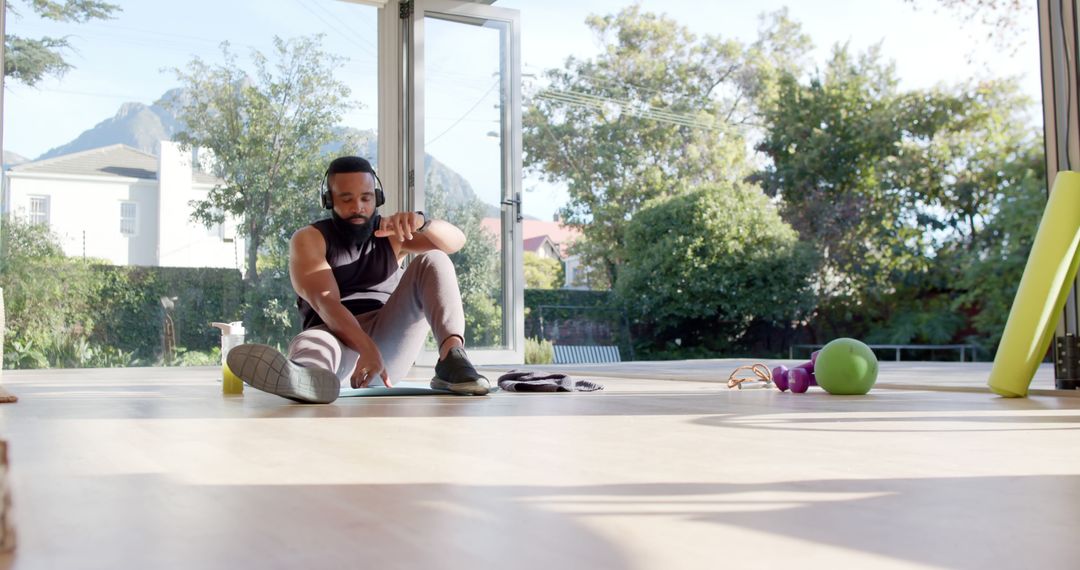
[297,218,403,330]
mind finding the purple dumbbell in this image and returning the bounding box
[789,367,811,393]
[810,351,821,384]
[771,365,790,392]
[795,360,819,386]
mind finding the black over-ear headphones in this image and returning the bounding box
[322,156,385,209]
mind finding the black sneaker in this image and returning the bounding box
[432,347,491,396]
[226,343,340,404]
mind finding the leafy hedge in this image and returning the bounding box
[1,216,247,368]
[91,265,244,358]
[2,221,110,367]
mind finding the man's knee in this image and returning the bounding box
[414,250,455,274]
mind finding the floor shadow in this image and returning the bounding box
[9,474,1080,569]
[510,476,1080,569]
[10,474,632,570]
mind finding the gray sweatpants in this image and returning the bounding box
[287,250,465,384]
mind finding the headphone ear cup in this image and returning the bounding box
[372,171,385,208]
[321,173,333,209]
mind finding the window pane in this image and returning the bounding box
[424,15,508,350]
[29,196,48,225]
[2,1,378,368]
[496,0,1040,361]
[120,202,137,235]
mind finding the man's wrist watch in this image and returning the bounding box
[415,211,432,233]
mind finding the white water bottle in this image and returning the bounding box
[211,321,245,394]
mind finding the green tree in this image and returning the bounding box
[757,44,913,305]
[893,80,1038,251]
[523,6,811,288]
[953,139,1046,352]
[758,42,1042,347]
[4,0,120,86]
[524,251,563,289]
[617,182,818,354]
[168,35,359,285]
[860,111,1044,352]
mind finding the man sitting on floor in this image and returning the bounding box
[226,156,490,403]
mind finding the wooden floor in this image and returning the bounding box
[1,360,1078,569]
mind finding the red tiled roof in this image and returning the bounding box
[480,217,581,257]
[523,235,555,253]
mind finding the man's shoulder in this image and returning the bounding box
[291,221,330,249]
[293,219,330,238]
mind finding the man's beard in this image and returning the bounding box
[331,211,379,247]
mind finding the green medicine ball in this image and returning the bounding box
[815,338,879,395]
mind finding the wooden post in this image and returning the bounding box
[0,440,14,553]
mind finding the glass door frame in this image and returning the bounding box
[400,0,524,365]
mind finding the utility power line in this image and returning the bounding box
[426,78,501,146]
[536,88,719,131]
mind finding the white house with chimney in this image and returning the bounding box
[2,141,243,269]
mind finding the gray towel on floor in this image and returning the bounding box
[496,370,604,392]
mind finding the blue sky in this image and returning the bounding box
[4,1,1041,221]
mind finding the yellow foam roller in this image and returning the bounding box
[989,171,1080,397]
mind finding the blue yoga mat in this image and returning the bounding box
[338,381,498,397]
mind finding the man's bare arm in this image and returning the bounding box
[377,212,466,258]
[404,219,466,255]
[288,226,388,384]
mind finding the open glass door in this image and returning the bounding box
[408,0,523,364]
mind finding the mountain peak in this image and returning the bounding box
[37,94,179,160]
[115,101,149,120]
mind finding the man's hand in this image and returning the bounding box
[375,211,425,242]
[351,341,392,388]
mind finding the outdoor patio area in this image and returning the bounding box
[0,360,1077,569]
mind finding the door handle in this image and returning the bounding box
[501,192,522,223]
